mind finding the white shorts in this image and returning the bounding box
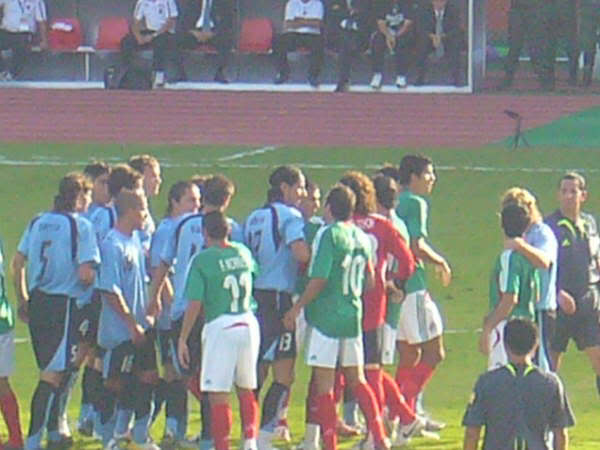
[200,312,260,392]
[381,323,397,366]
[487,320,508,371]
[294,295,308,350]
[396,290,444,344]
[0,330,16,377]
[304,326,364,369]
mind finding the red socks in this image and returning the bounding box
[395,362,435,411]
[365,368,385,411]
[381,371,415,425]
[187,372,202,402]
[353,383,387,445]
[238,391,259,439]
[211,403,233,450]
[306,375,319,425]
[314,393,337,450]
[0,390,24,447]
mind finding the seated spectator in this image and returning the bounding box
[175,0,234,84]
[0,0,47,81]
[370,0,416,89]
[414,0,463,86]
[120,0,179,88]
[329,0,372,92]
[272,0,324,87]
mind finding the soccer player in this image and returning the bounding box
[150,180,200,447]
[0,236,24,450]
[178,211,261,450]
[395,154,451,429]
[12,173,99,450]
[84,161,112,218]
[283,184,389,450]
[128,154,162,251]
[243,165,310,449]
[479,202,540,370]
[501,187,558,371]
[96,189,159,450]
[546,172,600,394]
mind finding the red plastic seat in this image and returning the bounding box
[48,17,83,50]
[238,18,273,54]
[96,16,130,50]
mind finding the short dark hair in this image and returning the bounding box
[398,154,433,186]
[560,171,586,191]
[339,171,376,216]
[373,174,398,210]
[267,165,303,202]
[166,181,195,216]
[115,189,145,218]
[203,211,230,240]
[54,172,92,212]
[203,174,235,207]
[326,184,356,221]
[128,154,159,174]
[108,164,142,198]
[501,202,530,238]
[503,318,538,356]
[84,161,110,180]
[375,164,401,183]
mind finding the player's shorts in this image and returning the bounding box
[254,289,296,362]
[0,330,16,377]
[363,325,383,365]
[102,330,157,380]
[396,290,443,345]
[486,320,508,371]
[381,323,398,366]
[156,328,172,367]
[28,290,78,372]
[535,309,557,372]
[551,286,600,353]
[169,316,203,378]
[73,290,102,348]
[304,325,364,369]
[200,312,260,392]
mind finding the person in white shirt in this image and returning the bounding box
[120,0,179,88]
[0,0,47,80]
[273,0,324,87]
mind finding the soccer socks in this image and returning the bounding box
[353,382,387,445]
[79,366,95,424]
[365,368,385,411]
[25,380,57,450]
[211,403,233,450]
[239,391,259,440]
[132,382,155,445]
[395,363,434,411]
[0,389,24,447]
[381,371,415,425]
[165,380,188,440]
[201,392,213,441]
[260,382,289,432]
[187,371,203,402]
[151,378,167,425]
[314,392,337,450]
[98,388,117,447]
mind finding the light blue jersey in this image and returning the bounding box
[151,216,175,330]
[243,202,305,293]
[89,204,117,244]
[84,202,103,220]
[138,214,156,253]
[524,221,558,311]
[17,212,99,298]
[97,229,150,349]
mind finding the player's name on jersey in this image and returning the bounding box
[218,255,248,272]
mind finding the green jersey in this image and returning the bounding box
[184,241,259,324]
[295,216,325,295]
[0,238,15,334]
[489,249,539,321]
[305,221,372,338]
[385,211,410,328]
[395,190,429,293]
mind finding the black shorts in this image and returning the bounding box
[156,328,172,367]
[551,287,600,353]
[103,330,158,380]
[74,290,102,347]
[170,317,203,377]
[254,289,296,362]
[363,326,383,365]
[28,290,78,372]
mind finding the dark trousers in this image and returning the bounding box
[272,32,324,78]
[0,30,32,77]
[337,29,368,82]
[415,33,461,83]
[548,0,578,80]
[176,29,232,72]
[120,31,177,71]
[370,30,414,75]
[579,0,600,70]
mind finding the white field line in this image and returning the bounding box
[216,146,278,162]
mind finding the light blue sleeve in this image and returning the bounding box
[537,225,558,264]
[90,208,112,243]
[17,222,32,257]
[98,240,123,297]
[151,220,171,269]
[282,209,305,246]
[78,218,100,265]
[160,225,177,266]
[229,218,244,243]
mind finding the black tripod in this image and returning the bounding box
[504,110,530,149]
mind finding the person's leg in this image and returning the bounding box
[502,7,526,86]
[0,331,23,448]
[6,32,31,78]
[120,33,140,67]
[414,36,433,84]
[131,335,159,446]
[336,30,357,86]
[303,33,325,82]
[210,31,233,81]
[272,33,297,79]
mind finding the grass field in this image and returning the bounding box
[1,142,600,449]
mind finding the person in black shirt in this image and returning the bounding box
[463,318,574,450]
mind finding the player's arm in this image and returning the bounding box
[283,277,327,330]
[132,18,148,44]
[552,428,568,450]
[505,236,552,270]
[291,239,311,265]
[462,426,481,450]
[148,261,170,319]
[479,292,516,355]
[11,251,29,322]
[412,237,451,286]
[78,262,96,286]
[102,290,145,345]
[177,300,203,369]
[389,227,416,283]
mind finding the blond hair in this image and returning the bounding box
[500,187,541,223]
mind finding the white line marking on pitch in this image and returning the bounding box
[217,146,278,162]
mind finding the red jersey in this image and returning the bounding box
[353,213,415,331]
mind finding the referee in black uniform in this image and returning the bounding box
[463,318,575,450]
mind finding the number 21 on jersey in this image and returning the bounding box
[223,272,251,313]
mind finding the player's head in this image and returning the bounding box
[166,181,201,217]
[128,154,162,198]
[558,172,587,215]
[325,184,356,222]
[373,174,398,211]
[203,210,231,241]
[501,202,530,238]
[189,173,213,208]
[298,179,321,220]
[84,161,111,206]
[339,171,376,216]
[203,174,235,211]
[107,164,143,199]
[399,154,435,195]
[503,318,538,357]
[501,187,541,224]
[115,188,148,231]
[267,165,307,207]
[54,172,93,213]
[375,164,402,183]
